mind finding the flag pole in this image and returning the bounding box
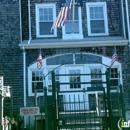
[72,0,75,33]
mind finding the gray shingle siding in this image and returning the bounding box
[0,1,23,108]
[0,0,130,114]
[21,0,123,40]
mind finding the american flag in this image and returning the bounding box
[37,51,42,70]
[110,46,117,67]
[51,0,72,31]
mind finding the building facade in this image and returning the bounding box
[0,0,130,129]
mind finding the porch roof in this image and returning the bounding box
[19,36,128,49]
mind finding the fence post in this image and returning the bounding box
[106,70,113,129]
[119,84,126,120]
[0,76,3,130]
[51,71,57,130]
[44,87,48,130]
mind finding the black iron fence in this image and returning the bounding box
[1,70,127,130]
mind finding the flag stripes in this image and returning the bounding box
[37,51,42,70]
[110,46,117,67]
[51,0,71,31]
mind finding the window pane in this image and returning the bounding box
[108,68,118,78]
[32,71,43,81]
[90,7,94,13]
[90,20,105,33]
[49,8,53,14]
[90,14,94,19]
[91,68,101,79]
[99,13,104,19]
[32,82,43,93]
[49,14,53,21]
[110,79,118,86]
[39,8,43,15]
[90,6,104,20]
[107,68,118,87]
[65,21,79,34]
[89,94,96,110]
[75,54,102,64]
[46,54,73,65]
[94,7,98,13]
[91,80,102,87]
[68,7,78,20]
[39,15,44,21]
[43,15,48,21]
[69,70,81,89]
[95,13,99,19]
[44,8,48,14]
[99,7,103,13]
[39,22,53,35]
[90,68,102,87]
[42,8,53,21]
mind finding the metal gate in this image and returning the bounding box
[57,87,107,130]
[44,70,125,130]
[1,70,125,130]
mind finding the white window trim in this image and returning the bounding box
[28,68,45,96]
[62,7,83,40]
[35,3,57,38]
[86,2,109,36]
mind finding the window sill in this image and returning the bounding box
[62,34,83,40]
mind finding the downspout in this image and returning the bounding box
[19,0,22,43]
[125,0,130,46]
[23,47,27,129]
[28,0,32,44]
[121,0,126,38]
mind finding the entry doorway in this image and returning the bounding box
[62,66,89,110]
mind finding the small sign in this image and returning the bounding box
[20,107,40,116]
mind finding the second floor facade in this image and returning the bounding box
[20,0,129,49]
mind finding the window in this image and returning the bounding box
[62,6,83,40]
[31,71,43,93]
[90,68,102,87]
[107,68,119,87]
[35,4,57,37]
[69,70,81,89]
[86,2,108,36]
[29,69,60,95]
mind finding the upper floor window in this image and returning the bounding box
[86,2,108,36]
[35,4,57,38]
[62,6,83,40]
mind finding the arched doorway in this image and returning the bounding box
[28,53,122,97]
